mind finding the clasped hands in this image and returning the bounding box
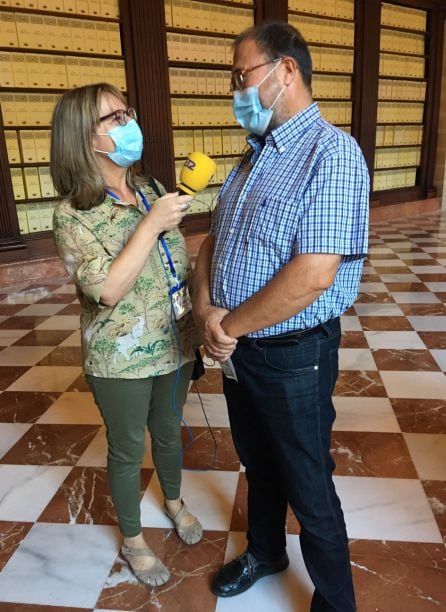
[194,305,237,362]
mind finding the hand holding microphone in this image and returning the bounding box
[152,151,217,239]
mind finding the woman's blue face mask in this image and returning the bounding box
[232,60,285,136]
[95,119,143,168]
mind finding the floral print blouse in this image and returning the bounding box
[53,180,197,379]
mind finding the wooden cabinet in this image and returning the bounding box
[0,0,444,259]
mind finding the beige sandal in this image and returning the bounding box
[164,499,203,545]
[120,544,170,587]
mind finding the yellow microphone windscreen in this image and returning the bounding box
[177,151,217,196]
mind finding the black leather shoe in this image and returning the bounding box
[211,550,289,597]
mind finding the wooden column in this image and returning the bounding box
[353,0,381,183]
[119,0,176,190]
[0,108,25,252]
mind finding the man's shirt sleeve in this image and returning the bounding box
[297,143,369,257]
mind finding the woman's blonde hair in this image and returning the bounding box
[50,82,144,210]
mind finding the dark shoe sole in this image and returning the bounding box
[211,558,289,598]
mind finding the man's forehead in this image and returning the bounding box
[233,39,265,66]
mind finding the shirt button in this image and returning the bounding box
[229,228,234,234]
[278,146,285,153]
[219,264,223,269]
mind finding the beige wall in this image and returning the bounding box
[434,22,446,207]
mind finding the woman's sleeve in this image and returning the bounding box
[53,207,113,306]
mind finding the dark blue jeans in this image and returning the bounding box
[223,318,356,612]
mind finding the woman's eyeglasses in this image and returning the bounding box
[99,107,137,126]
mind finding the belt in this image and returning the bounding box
[238,318,339,348]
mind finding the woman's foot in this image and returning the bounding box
[164,498,203,545]
[121,533,170,587]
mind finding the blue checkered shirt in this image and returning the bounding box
[210,103,369,337]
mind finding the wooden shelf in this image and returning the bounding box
[288,10,354,24]
[0,5,120,22]
[375,144,422,149]
[10,162,49,168]
[374,164,420,171]
[381,24,430,37]
[166,26,237,40]
[0,46,123,59]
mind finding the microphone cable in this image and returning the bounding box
[156,239,218,472]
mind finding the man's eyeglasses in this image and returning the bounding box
[99,107,137,126]
[230,59,281,91]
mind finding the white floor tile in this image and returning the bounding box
[422,247,446,253]
[76,427,154,468]
[35,315,80,330]
[391,292,440,304]
[2,287,50,304]
[52,283,76,294]
[59,330,81,346]
[15,303,66,316]
[0,423,32,458]
[398,253,434,260]
[364,331,425,349]
[335,476,442,543]
[404,433,446,480]
[380,371,446,399]
[430,349,446,371]
[0,523,119,608]
[0,329,29,346]
[140,470,239,531]
[380,274,420,283]
[359,283,388,293]
[354,303,403,316]
[183,393,230,428]
[368,247,395,254]
[407,316,446,332]
[0,465,71,521]
[408,265,446,274]
[414,239,442,244]
[368,259,406,267]
[333,397,400,432]
[216,532,313,612]
[340,316,362,332]
[76,426,108,467]
[0,345,53,366]
[425,282,446,292]
[339,349,377,371]
[37,391,103,424]
[7,366,82,392]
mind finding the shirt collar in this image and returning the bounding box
[247,102,321,156]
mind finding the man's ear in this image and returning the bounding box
[281,56,299,85]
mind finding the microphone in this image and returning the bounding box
[159,152,217,239]
[177,151,217,196]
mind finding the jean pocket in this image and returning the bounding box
[262,343,318,375]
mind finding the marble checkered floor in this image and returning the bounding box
[0,212,446,612]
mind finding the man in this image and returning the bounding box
[193,21,369,612]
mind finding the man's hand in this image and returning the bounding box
[193,304,237,361]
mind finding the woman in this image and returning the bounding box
[51,83,202,588]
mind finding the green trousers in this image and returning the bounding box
[87,362,193,537]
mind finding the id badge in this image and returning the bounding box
[220,357,238,382]
[170,281,192,320]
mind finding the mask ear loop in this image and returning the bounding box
[93,131,115,155]
[256,57,283,88]
[268,84,286,111]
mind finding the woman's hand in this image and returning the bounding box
[144,192,192,236]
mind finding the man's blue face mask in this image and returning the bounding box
[95,119,143,168]
[232,59,285,136]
